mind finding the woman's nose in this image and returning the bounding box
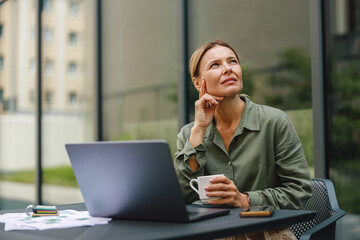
[223,63,232,74]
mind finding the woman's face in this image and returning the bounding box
[194,45,243,97]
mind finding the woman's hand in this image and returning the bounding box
[193,80,223,129]
[205,175,250,208]
[188,80,223,172]
[189,80,223,148]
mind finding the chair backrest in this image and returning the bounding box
[290,178,345,240]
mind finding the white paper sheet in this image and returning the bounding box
[0,210,112,231]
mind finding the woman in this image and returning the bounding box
[174,41,311,238]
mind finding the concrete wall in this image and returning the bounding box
[0,114,86,172]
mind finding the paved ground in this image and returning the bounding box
[0,181,359,239]
[0,181,84,209]
[337,214,360,240]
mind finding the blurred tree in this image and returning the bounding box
[329,61,360,164]
[241,64,255,97]
[264,47,311,110]
[328,60,360,214]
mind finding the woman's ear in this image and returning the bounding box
[192,77,201,91]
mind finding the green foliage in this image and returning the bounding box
[43,166,78,187]
[328,61,360,162]
[187,74,198,115]
[110,119,178,157]
[241,64,255,96]
[0,170,35,183]
[286,109,314,168]
[264,47,311,110]
[331,167,360,214]
[112,132,134,141]
[167,81,178,104]
[0,166,78,187]
[327,60,360,214]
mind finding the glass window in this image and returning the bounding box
[45,59,54,76]
[101,0,180,154]
[45,91,52,105]
[43,28,53,43]
[69,92,77,106]
[41,0,95,206]
[29,59,36,76]
[43,0,52,12]
[0,0,36,210]
[188,0,313,175]
[29,90,35,103]
[68,62,77,77]
[324,0,360,238]
[0,56,3,71]
[31,28,36,42]
[356,0,360,31]
[69,32,77,45]
[69,2,78,16]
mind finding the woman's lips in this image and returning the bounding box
[221,77,237,84]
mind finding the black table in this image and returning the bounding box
[0,203,315,240]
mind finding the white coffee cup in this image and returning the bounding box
[189,174,224,204]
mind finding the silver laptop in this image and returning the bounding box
[65,140,230,222]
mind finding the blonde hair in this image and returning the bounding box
[189,40,240,79]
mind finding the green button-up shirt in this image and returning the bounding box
[174,96,312,209]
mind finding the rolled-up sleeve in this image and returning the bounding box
[174,125,207,203]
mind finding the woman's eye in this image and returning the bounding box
[210,63,219,68]
[230,59,238,64]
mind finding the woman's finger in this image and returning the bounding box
[206,190,236,199]
[206,183,237,192]
[210,175,232,184]
[209,197,236,206]
[199,79,206,99]
[198,94,223,109]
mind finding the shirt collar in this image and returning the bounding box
[205,95,260,140]
[239,95,260,132]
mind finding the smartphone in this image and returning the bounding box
[240,206,274,217]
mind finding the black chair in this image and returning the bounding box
[290,178,346,240]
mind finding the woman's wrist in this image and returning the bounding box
[242,193,250,208]
[189,125,207,147]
